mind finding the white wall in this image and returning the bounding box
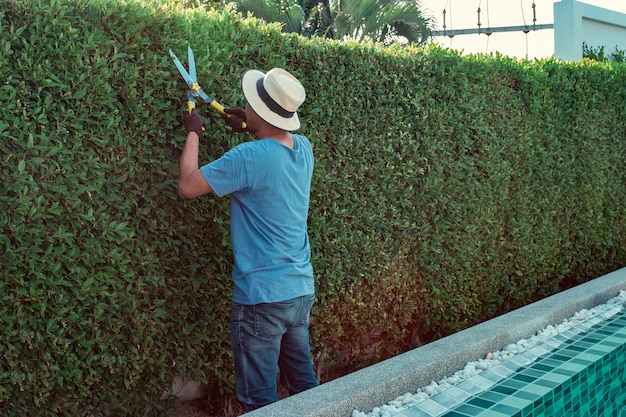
[554,0,626,60]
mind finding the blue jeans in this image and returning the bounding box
[230,294,319,411]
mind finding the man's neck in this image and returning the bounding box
[255,127,293,149]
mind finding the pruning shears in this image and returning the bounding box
[169,46,246,129]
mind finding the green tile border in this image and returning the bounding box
[416,307,626,417]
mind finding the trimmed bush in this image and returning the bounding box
[1,0,624,414]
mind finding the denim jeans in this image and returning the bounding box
[230,294,319,411]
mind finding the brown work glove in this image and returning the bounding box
[222,108,249,133]
[184,109,205,138]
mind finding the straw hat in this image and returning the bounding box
[241,68,305,131]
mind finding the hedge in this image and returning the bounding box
[1,0,624,415]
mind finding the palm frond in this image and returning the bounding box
[231,0,304,33]
[231,0,433,44]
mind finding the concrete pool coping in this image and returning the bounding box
[242,266,626,417]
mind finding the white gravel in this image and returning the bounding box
[352,290,626,417]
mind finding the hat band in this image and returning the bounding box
[256,78,295,119]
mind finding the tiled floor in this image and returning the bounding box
[392,304,626,417]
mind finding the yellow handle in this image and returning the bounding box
[210,101,247,129]
[187,101,205,131]
[209,100,225,114]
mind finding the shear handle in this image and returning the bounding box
[211,101,247,129]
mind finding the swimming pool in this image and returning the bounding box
[438,308,626,417]
[367,303,626,417]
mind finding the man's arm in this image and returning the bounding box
[178,113,213,198]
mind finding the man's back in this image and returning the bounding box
[201,134,315,304]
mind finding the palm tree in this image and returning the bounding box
[330,0,432,45]
[228,0,433,45]
[229,0,306,33]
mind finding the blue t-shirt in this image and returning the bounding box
[200,134,315,304]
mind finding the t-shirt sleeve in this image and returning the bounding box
[200,147,248,197]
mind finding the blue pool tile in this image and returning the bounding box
[417,398,449,416]
[509,354,533,367]
[454,403,489,415]
[502,361,523,372]
[442,386,472,403]
[398,407,434,417]
[529,362,556,372]
[466,396,496,409]
[490,403,520,415]
[492,384,518,395]
[432,392,461,409]
[511,373,537,383]
[490,364,515,379]
[542,338,563,349]
[500,395,533,409]
[475,409,510,417]
[440,411,473,417]
[481,370,504,383]
[540,372,569,385]
[512,389,541,402]
[457,380,485,395]
[528,345,551,356]
[477,390,509,403]
[500,378,527,390]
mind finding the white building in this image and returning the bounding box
[554,0,626,60]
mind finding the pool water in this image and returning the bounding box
[393,306,626,417]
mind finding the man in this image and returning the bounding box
[177,68,318,411]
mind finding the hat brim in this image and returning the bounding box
[241,69,301,132]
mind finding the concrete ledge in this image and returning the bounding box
[243,266,626,417]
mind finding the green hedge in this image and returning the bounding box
[1,0,625,415]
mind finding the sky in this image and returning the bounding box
[420,0,626,59]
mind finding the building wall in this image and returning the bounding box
[554,0,626,60]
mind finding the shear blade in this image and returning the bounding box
[169,49,193,86]
[170,47,215,105]
[188,45,197,84]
